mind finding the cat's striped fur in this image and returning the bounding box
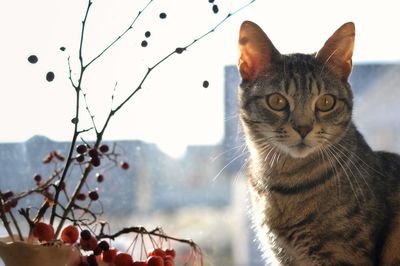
[238,21,400,265]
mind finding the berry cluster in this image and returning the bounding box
[75,144,129,170]
[30,222,181,266]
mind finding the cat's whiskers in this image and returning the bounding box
[212,152,248,182]
[210,142,247,162]
[323,144,361,203]
[329,142,374,197]
[319,144,342,199]
[320,134,377,196]
[335,139,387,178]
[329,144,367,202]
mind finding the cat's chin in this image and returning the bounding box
[287,144,315,159]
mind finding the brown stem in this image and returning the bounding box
[49,0,93,226]
[0,192,15,242]
[8,210,24,241]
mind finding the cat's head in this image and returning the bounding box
[237,21,355,159]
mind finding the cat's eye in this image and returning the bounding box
[266,93,288,111]
[316,94,336,112]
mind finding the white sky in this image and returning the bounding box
[1,0,400,157]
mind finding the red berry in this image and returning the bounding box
[33,174,42,182]
[147,256,164,266]
[32,222,54,242]
[148,248,166,258]
[76,144,88,154]
[164,255,174,266]
[96,174,104,183]
[61,225,79,244]
[76,193,86,201]
[114,253,133,266]
[132,262,147,266]
[88,190,99,201]
[102,248,117,263]
[120,161,129,170]
[165,249,176,258]
[80,236,98,251]
[99,144,109,153]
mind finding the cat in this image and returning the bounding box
[237,21,400,265]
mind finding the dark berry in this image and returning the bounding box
[76,193,86,201]
[76,154,85,163]
[141,40,148,47]
[96,173,104,183]
[9,199,18,208]
[60,47,66,51]
[33,174,42,182]
[145,31,151,38]
[88,148,98,158]
[28,55,38,64]
[76,144,87,154]
[212,4,219,13]
[202,80,209,88]
[208,0,214,2]
[71,117,78,124]
[159,12,167,19]
[120,161,130,170]
[91,156,101,167]
[46,71,55,82]
[2,190,14,199]
[88,191,99,201]
[99,144,109,153]
[80,229,92,241]
[175,47,185,54]
[98,240,110,251]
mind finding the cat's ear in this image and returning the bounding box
[316,22,355,81]
[238,21,280,82]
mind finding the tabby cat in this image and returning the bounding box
[237,21,400,265]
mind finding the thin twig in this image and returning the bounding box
[84,0,154,68]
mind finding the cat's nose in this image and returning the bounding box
[295,126,313,138]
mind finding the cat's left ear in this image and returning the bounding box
[238,21,280,82]
[316,22,355,81]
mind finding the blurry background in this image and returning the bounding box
[1,0,400,265]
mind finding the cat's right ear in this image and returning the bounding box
[238,21,280,82]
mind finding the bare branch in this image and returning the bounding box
[84,0,154,68]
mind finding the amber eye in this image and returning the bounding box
[316,94,336,112]
[267,93,288,111]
